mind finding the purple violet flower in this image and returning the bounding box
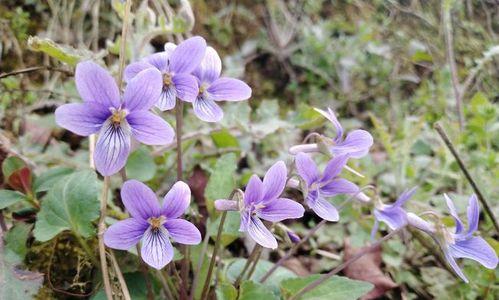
[214,161,304,249]
[315,107,373,158]
[408,194,498,282]
[289,108,373,159]
[295,152,359,222]
[371,187,417,237]
[55,61,174,176]
[104,180,201,269]
[124,37,207,111]
[191,46,252,122]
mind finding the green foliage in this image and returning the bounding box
[239,281,278,300]
[2,156,26,179]
[204,153,238,214]
[34,170,100,241]
[280,275,373,300]
[125,147,157,182]
[4,223,32,264]
[225,259,297,296]
[0,189,26,209]
[33,167,74,193]
[216,282,238,300]
[27,36,85,66]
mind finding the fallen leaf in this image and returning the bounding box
[343,239,398,299]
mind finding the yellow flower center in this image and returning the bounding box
[111,110,127,125]
[199,83,207,94]
[148,216,166,230]
[163,73,173,86]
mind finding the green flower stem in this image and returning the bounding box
[98,176,113,300]
[73,233,98,266]
[234,244,261,287]
[200,211,228,300]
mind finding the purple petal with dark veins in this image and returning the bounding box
[121,179,161,220]
[164,219,201,245]
[207,77,251,101]
[123,68,163,112]
[262,161,287,201]
[156,86,177,111]
[55,102,108,136]
[169,36,206,74]
[161,181,191,219]
[75,61,120,108]
[141,226,174,269]
[295,152,320,186]
[246,215,278,249]
[104,218,148,250]
[127,110,174,145]
[193,94,223,122]
[331,129,373,159]
[172,73,199,103]
[244,175,264,206]
[257,197,304,222]
[94,120,131,176]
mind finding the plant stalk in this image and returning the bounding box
[234,244,261,287]
[98,176,113,300]
[200,211,227,300]
[434,123,499,234]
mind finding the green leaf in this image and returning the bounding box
[239,281,279,300]
[211,129,240,149]
[4,223,32,264]
[27,36,84,66]
[280,275,373,300]
[207,211,240,246]
[0,190,26,209]
[216,282,238,300]
[0,260,43,300]
[204,153,238,214]
[2,156,25,180]
[34,169,100,242]
[125,147,157,182]
[225,258,297,296]
[33,167,73,193]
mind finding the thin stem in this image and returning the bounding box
[98,176,113,300]
[245,246,262,280]
[434,123,499,234]
[175,99,184,180]
[189,233,210,300]
[234,244,261,287]
[289,229,401,300]
[109,252,131,300]
[200,211,227,300]
[0,66,73,79]
[175,99,189,299]
[260,219,327,283]
[116,0,132,89]
[157,270,175,300]
[442,2,464,131]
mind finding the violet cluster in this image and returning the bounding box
[54,32,497,281]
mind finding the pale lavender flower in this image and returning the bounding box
[124,37,206,111]
[371,187,417,237]
[408,194,498,282]
[55,61,174,176]
[295,152,359,222]
[214,161,304,249]
[191,46,252,122]
[104,180,201,269]
[315,107,373,158]
[289,108,373,159]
